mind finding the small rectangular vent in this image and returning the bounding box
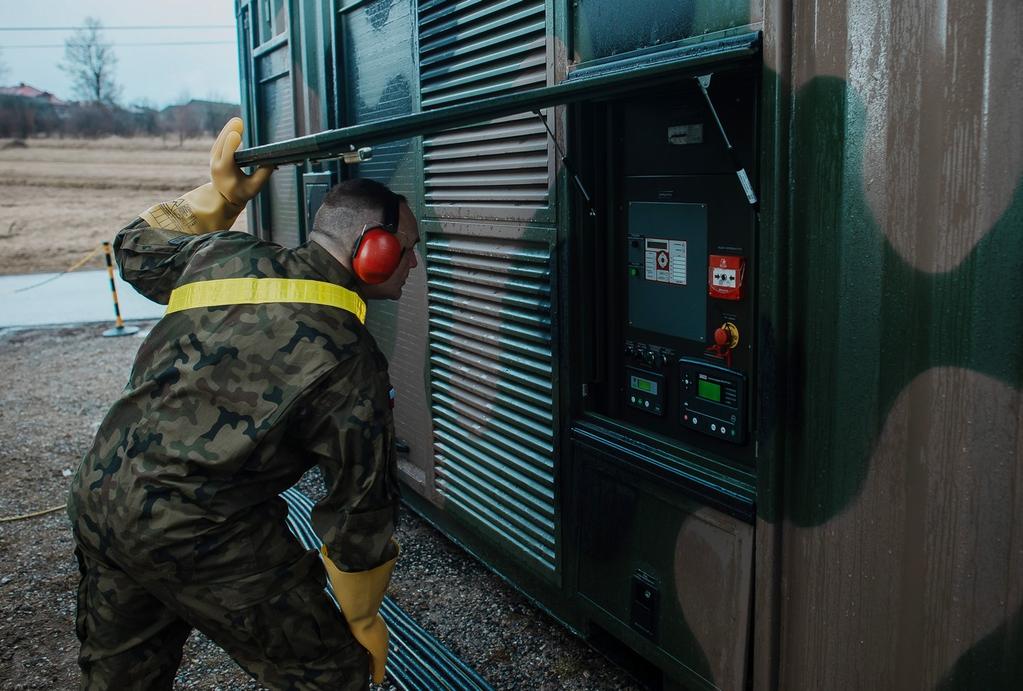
[426,234,557,571]
[419,0,550,210]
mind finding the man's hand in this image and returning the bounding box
[210,117,274,207]
[321,543,399,684]
[140,119,274,235]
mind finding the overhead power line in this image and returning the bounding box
[2,41,236,49]
[0,25,234,31]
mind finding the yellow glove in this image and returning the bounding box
[320,543,399,684]
[141,117,273,234]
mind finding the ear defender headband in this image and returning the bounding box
[351,192,403,285]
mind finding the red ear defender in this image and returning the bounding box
[352,227,403,284]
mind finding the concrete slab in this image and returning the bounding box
[0,270,164,328]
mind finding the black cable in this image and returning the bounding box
[0,25,234,31]
[3,41,235,49]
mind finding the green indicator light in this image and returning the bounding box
[629,267,639,277]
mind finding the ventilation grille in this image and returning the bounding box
[419,0,549,209]
[426,234,556,572]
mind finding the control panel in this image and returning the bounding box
[626,367,665,415]
[679,357,746,443]
[605,71,758,463]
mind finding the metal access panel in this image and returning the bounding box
[606,68,758,464]
[573,441,753,691]
[566,61,760,689]
[301,171,333,240]
[626,202,708,341]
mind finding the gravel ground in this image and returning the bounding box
[0,322,640,690]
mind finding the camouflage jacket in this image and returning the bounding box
[68,220,400,582]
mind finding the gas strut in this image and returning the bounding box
[533,110,597,217]
[695,74,758,208]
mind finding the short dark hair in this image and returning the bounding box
[311,179,406,249]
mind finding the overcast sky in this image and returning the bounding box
[0,1,240,107]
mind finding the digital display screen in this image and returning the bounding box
[631,375,658,394]
[698,379,722,402]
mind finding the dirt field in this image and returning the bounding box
[0,136,249,276]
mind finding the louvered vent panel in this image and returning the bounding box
[419,0,549,209]
[426,235,556,571]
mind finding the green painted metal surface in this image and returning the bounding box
[572,0,753,64]
[233,32,759,167]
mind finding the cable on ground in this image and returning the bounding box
[13,244,103,293]
[0,503,67,523]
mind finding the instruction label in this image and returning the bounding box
[645,238,687,285]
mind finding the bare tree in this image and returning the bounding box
[60,18,121,104]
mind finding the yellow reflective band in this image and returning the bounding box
[165,277,366,323]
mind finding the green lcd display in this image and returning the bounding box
[631,375,658,394]
[698,379,722,402]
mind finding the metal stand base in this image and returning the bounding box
[102,325,139,337]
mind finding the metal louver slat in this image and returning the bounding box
[428,277,551,312]
[433,418,552,488]
[427,268,548,296]
[419,0,495,25]
[427,233,556,573]
[430,319,551,361]
[434,442,554,519]
[421,52,546,99]
[425,141,547,161]
[435,462,554,546]
[432,385,553,451]
[425,171,549,187]
[430,304,550,345]
[420,1,543,45]
[425,252,552,280]
[420,36,546,83]
[426,154,548,174]
[430,290,550,328]
[420,0,550,210]
[429,348,552,403]
[430,360,553,424]
[426,235,550,260]
[422,68,546,110]
[420,23,544,68]
[435,475,556,567]
[423,113,545,146]
[433,422,552,487]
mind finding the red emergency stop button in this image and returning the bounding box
[714,322,740,349]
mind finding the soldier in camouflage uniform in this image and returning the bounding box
[67,119,419,690]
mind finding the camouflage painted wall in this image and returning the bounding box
[764,0,1023,688]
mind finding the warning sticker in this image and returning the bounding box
[644,238,687,285]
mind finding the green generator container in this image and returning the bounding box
[234,1,1023,689]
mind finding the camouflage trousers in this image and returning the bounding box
[73,546,369,691]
